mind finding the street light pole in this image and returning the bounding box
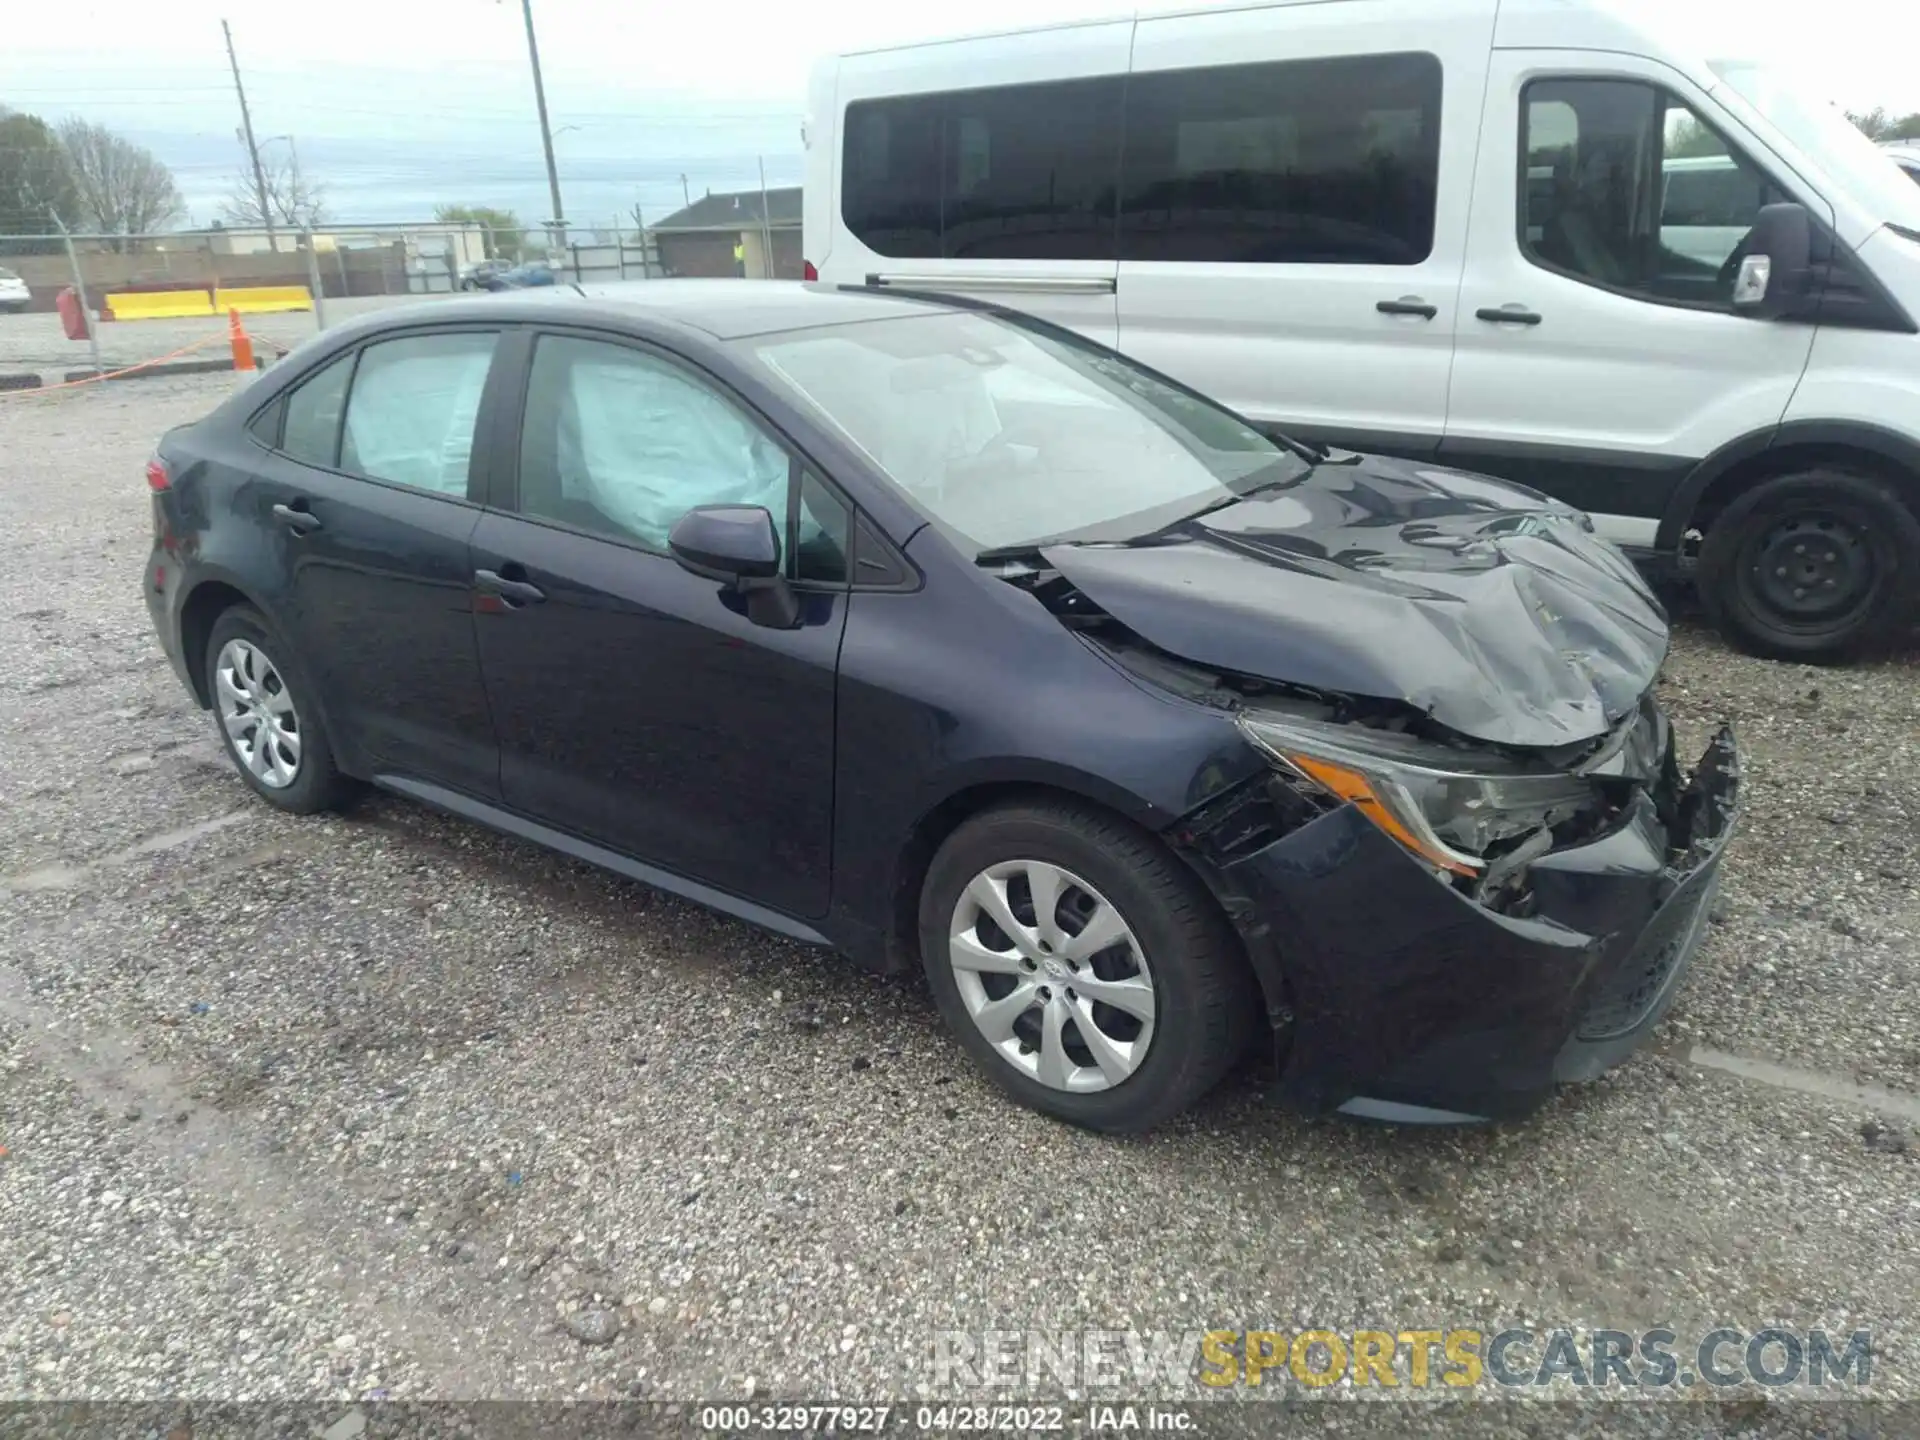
[518,0,566,250]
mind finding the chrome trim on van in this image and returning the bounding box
[864,272,1118,296]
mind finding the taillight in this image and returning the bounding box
[145,456,171,492]
[803,260,819,282]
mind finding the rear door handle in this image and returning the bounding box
[1475,305,1543,326]
[1376,297,1438,319]
[473,568,546,606]
[271,502,322,534]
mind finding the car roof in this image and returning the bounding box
[344,280,950,344]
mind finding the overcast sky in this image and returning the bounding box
[3,0,1914,226]
[5,0,1916,132]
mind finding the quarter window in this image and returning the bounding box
[1118,53,1443,265]
[277,352,354,467]
[338,332,497,496]
[1521,79,1787,305]
[515,335,794,557]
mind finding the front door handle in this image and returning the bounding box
[1376,297,1438,319]
[473,568,546,606]
[271,502,322,534]
[1475,305,1543,326]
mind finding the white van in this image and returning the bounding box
[804,0,1920,660]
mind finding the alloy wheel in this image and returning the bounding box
[947,859,1157,1093]
[214,638,303,789]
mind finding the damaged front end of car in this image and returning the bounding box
[994,512,1742,1122]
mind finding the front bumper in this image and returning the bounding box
[1188,727,1740,1122]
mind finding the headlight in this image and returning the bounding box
[1236,711,1599,877]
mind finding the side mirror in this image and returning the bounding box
[668,504,799,629]
[669,504,780,582]
[1732,202,1813,318]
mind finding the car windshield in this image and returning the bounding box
[747,311,1305,553]
[1711,61,1920,230]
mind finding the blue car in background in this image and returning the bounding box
[476,262,556,291]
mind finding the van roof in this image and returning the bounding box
[838,0,1342,59]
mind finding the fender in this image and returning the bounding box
[175,564,366,777]
[1656,420,1920,552]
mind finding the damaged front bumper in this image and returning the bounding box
[1181,727,1741,1123]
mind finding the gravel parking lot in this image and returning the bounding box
[2,373,1916,1435]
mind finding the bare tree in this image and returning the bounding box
[222,145,327,231]
[55,119,184,244]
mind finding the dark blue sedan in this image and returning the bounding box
[140,282,1738,1131]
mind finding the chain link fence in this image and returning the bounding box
[0,219,677,376]
[0,217,672,316]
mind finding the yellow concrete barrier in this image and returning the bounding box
[106,290,216,320]
[215,285,314,315]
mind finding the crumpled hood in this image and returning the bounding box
[1039,451,1669,749]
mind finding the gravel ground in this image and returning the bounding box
[1,374,1916,1437]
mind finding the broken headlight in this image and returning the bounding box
[1236,711,1599,877]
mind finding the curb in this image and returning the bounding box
[1,357,247,391]
[62,358,239,383]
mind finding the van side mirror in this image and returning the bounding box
[1732,202,1813,318]
[667,504,799,628]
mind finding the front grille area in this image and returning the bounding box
[1576,873,1717,1041]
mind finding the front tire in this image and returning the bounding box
[918,801,1258,1133]
[1698,469,1920,661]
[204,605,353,814]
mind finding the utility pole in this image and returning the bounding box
[222,19,276,253]
[518,0,566,250]
[757,156,776,279]
[680,173,690,207]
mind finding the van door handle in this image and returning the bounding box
[1476,305,1543,326]
[473,568,546,606]
[271,502,322,534]
[1376,297,1438,319]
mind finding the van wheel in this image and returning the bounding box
[1697,469,1920,661]
[917,801,1258,1133]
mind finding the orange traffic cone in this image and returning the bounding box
[228,307,256,382]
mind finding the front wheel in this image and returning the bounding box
[1697,469,1920,661]
[918,801,1258,1133]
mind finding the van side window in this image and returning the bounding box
[842,78,1125,261]
[1119,53,1443,265]
[1521,79,1787,307]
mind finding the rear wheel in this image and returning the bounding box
[918,801,1257,1133]
[204,606,354,814]
[1698,469,1920,661]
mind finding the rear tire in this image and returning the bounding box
[918,801,1258,1133]
[204,605,354,815]
[1697,468,1920,661]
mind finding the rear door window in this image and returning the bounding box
[338,331,499,497]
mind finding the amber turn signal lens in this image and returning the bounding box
[1285,753,1481,876]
